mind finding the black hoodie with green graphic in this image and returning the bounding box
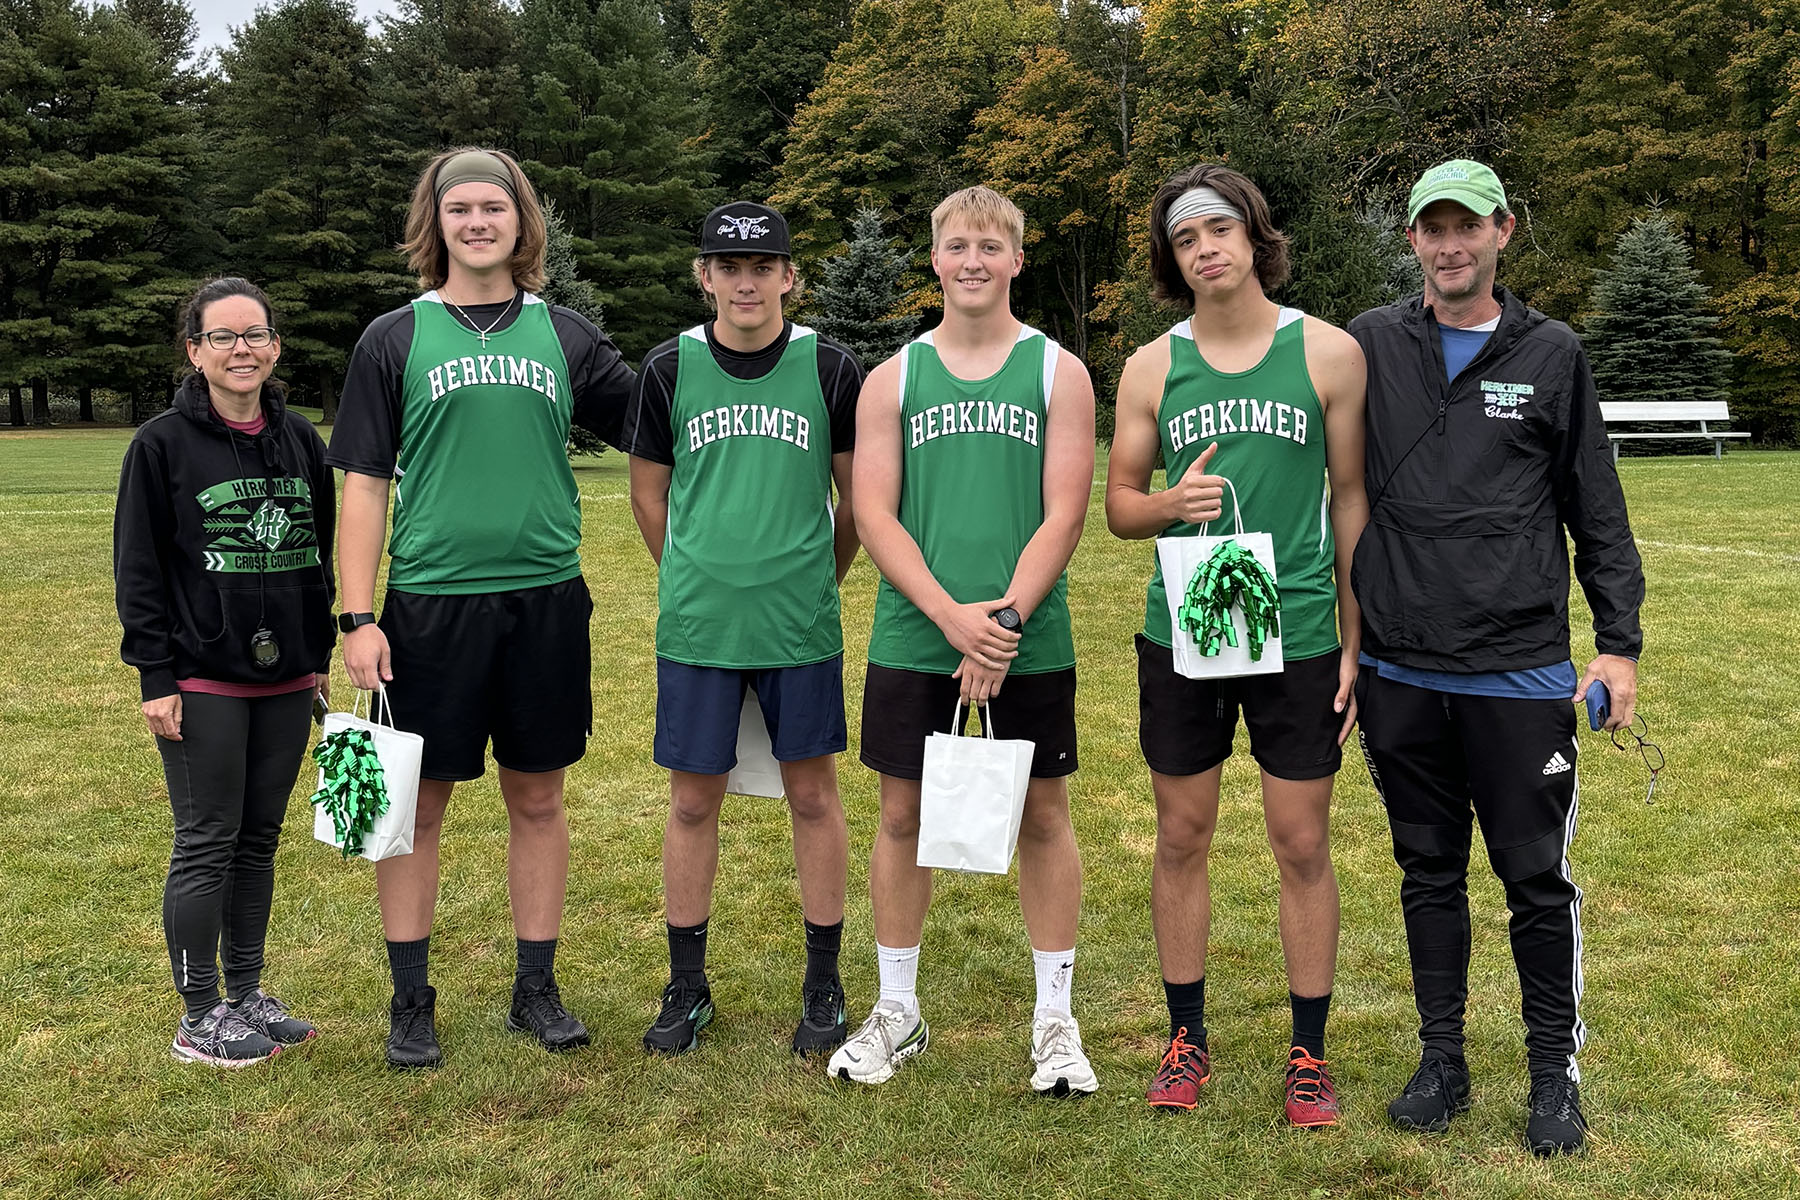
[114,375,337,701]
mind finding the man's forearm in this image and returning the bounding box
[337,474,390,611]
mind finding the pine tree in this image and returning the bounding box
[809,207,914,368]
[1586,212,1733,406]
[540,200,610,457]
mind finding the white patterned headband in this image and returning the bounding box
[1164,187,1245,237]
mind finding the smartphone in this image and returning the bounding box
[1584,680,1610,731]
[313,691,329,726]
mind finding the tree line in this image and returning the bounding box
[3,0,1795,438]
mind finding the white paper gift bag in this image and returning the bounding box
[916,702,1034,875]
[1157,478,1284,680]
[725,690,784,798]
[311,684,422,862]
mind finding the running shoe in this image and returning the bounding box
[171,1000,281,1068]
[1388,1053,1471,1132]
[1526,1075,1587,1156]
[508,971,590,1052]
[229,988,317,1046]
[1145,1026,1210,1110]
[1285,1046,1340,1127]
[827,1000,928,1085]
[643,977,714,1055]
[386,985,443,1069]
[792,980,848,1056]
[1029,1012,1098,1096]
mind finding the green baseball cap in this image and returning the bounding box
[1407,159,1508,226]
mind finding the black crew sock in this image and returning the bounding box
[803,919,843,991]
[387,936,430,995]
[1164,976,1207,1047]
[1290,990,1332,1057]
[517,937,557,981]
[668,920,708,983]
[184,991,221,1023]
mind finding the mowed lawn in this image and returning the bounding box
[1,428,1797,1200]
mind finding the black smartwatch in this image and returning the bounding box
[991,607,1022,633]
[337,611,377,634]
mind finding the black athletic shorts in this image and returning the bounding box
[859,663,1078,780]
[1136,635,1343,781]
[380,576,593,781]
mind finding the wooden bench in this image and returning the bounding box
[1598,401,1750,463]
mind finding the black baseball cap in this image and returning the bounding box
[700,201,791,257]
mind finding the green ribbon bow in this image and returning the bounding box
[1177,539,1282,661]
[309,728,390,859]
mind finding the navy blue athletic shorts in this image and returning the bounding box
[653,655,847,775]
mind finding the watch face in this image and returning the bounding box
[995,607,1022,631]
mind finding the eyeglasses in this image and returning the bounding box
[191,326,276,350]
[1608,713,1664,804]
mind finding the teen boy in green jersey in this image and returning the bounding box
[624,202,863,1057]
[332,148,634,1068]
[1106,164,1369,1125]
[830,186,1099,1095]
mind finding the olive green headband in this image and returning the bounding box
[433,151,517,205]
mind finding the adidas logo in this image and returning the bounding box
[1541,751,1572,776]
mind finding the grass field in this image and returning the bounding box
[2,429,1797,1199]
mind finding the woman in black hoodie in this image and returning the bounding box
[115,277,336,1066]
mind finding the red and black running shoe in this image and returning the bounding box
[1146,1026,1211,1110]
[1285,1046,1340,1127]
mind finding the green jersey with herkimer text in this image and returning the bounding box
[1141,307,1339,658]
[389,291,581,595]
[657,323,840,669]
[867,325,1075,675]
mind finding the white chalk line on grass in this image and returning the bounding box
[1637,539,1800,566]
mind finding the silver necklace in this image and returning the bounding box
[442,289,518,347]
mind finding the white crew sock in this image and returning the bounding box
[876,943,920,1014]
[1033,947,1075,1018]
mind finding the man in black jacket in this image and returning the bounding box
[1349,160,1645,1157]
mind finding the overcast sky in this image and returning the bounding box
[187,0,404,60]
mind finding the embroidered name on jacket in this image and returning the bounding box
[1481,379,1534,421]
[1166,398,1309,453]
[908,400,1040,448]
[426,354,560,405]
[687,403,812,451]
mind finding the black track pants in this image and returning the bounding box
[1356,668,1586,1081]
[155,689,314,1010]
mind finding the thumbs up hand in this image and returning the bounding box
[1167,442,1225,525]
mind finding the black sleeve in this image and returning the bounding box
[300,416,338,625]
[815,335,864,455]
[1554,338,1645,658]
[620,337,682,466]
[553,306,636,450]
[327,307,414,477]
[113,427,181,701]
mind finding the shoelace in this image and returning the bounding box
[1529,1078,1580,1121]
[237,992,289,1026]
[1288,1051,1331,1104]
[657,981,703,1025]
[849,1006,908,1056]
[1404,1058,1452,1098]
[1034,1018,1081,1064]
[521,981,568,1026]
[1155,1026,1202,1083]
[801,988,842,1028]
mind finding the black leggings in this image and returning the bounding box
[155,689,314,1014]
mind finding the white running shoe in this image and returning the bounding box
[827,999,928,1085]
[1030,1012,1098,1096]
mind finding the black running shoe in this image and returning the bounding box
[507,971,590,1052]
[643,977,714,1055]
[386,985,443,1069]
[1388,1054,1472,1132]
[171,1001,281,1068]
[1526,1075,1587,1156]
[792,980,848,1056]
